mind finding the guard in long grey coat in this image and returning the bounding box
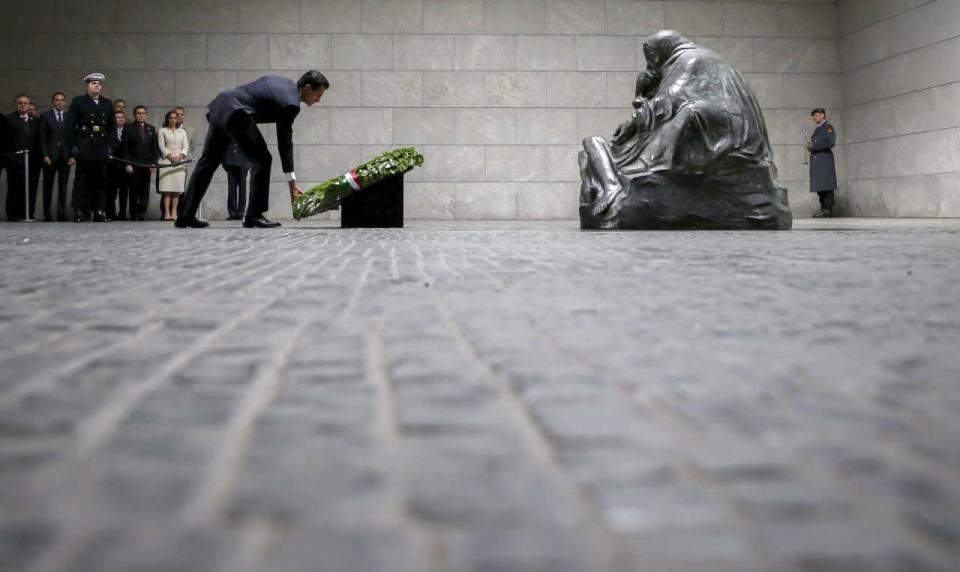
[808,107,837,217]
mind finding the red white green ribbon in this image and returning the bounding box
[341,170,362,191]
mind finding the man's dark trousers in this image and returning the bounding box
[42,156,70,219]
[105,164,130,219]
[817,190,835,213]
[181,113,270,219]
[6,156,41,220]
[225,166,248,218]
[128,167,151,218]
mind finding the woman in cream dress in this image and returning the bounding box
[158,110,189,220]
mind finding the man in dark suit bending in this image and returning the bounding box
[176,71,329,228]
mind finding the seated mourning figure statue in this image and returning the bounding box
[579,30,792,230]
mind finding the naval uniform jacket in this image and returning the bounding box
[69,94,116,163]
[206,75,300,174]
[809,120,837,192]
[38,109,74,164]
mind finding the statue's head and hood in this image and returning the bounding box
[641,30,697,71]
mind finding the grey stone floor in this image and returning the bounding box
[1,218,959,572]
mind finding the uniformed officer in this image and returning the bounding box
[807,108,837,218]
[70,72,116,222]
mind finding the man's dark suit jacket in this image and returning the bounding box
[38,109,74,163]
[0,113,14,158]
[222,141,249,168]
[120,121,161,165]
[5,112,39,165]
[206,75,300,173]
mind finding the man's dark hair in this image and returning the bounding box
[133,105,147,113]
[114,110,125,116]
[15,93,29,103]
[115,98,126,105]
[175,106,184,112]
[811,108,826,116]
[298,70,330,91]
[51,91,66,100]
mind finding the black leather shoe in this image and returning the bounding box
[242,216,281,228]
[115,215,128,221]
[175,216,210,228]
[58,214,69,222]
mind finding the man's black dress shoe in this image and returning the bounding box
[242,216,281,228]
[175,217,210,228]
[115,215,128,221]
[57,215,69,222]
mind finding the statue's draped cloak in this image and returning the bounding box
[580,30,791,230]
[610,32,774,180]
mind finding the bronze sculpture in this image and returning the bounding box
[579,31,792,230]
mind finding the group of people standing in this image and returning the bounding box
[0,72,251,222]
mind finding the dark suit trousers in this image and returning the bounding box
[42,156,71,219]
[104,165,125,218]
[128,167,151,217]
[181,113,271,219]
[225,165,249,218]
[5,157,41,220]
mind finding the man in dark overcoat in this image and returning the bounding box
[808,107,837,218]
[70,73,116,222]
[176,71,329,228]
[5,94,42,221]
[120,105,161,220]
[38,91,75,221]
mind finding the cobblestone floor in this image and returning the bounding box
[1,218,959,572]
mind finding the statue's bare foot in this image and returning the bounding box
[591,188,622,216]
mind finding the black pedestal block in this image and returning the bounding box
[341,174,404,228]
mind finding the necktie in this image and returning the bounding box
[22,115,28,123]
[57,112,62,125]
[139,123,145,142]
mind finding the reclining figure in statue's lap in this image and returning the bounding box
[579,30,792,230]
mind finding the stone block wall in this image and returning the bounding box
[1,0,840,220]
[838,0,960,217]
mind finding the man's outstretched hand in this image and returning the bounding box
[288,181,303,203]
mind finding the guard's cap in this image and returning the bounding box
[84,73,106,83]
[810,107,826,116]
